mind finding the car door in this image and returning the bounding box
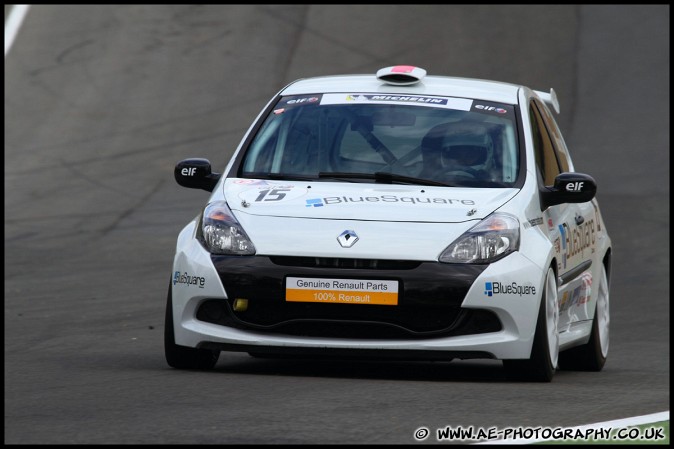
[529,99,597,332]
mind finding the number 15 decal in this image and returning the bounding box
[255,188,291,202]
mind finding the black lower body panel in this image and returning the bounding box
[201,256,501,340]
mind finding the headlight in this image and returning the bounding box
[198,201,256,255]
[439,213,519,263]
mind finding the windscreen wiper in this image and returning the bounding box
[246,172,317,182]
[318,171,456,187]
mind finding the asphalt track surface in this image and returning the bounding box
[4,5,669,444]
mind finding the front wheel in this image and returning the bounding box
[559,264,610,371]
[164,283,219,370]
[503,266,558,382]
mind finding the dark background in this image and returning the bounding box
[5,5,669,443]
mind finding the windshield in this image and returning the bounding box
[239,93,520,187]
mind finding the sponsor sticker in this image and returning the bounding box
[279,95,322,108]
[559,219,596,263]
[304,195,475,207]
[571,285,582,306]
[579,272,592,305]
[286,277,399,306]
[559,291,570,312]
[320,93,473,111]
[173,271,205,288]
[484,281,536,297]
[471,101,513,116]
[232,179,269,185]
[523,217,544,229]
[238,185,308,204]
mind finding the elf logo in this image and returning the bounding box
[566,181,585,191]
[287,97,319,104]
[474,104,507,114]
[484,281,536,297]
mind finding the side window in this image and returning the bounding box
[535,100,571,172]
[529,102,561,186]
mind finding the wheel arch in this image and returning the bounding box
[602,248,612,284]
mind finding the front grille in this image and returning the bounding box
[269,256,421,270]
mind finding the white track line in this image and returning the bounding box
[478,410,670,445]
[5,4,30,56]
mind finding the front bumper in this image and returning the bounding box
[171,221,544,360]
[197,256,499,340]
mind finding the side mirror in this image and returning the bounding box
[540,172,597,210]
[174,158,221,192]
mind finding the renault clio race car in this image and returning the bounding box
[165,65,612,382]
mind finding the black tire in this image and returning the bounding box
[164,283,219,370]
[559,265,609,371]
[503,267,558,382]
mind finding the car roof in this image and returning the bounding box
[280,73,522,105]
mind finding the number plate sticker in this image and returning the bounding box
[286,277,399,306]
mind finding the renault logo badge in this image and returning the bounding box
[337,230,359,248]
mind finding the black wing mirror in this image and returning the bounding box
[174,158,221,192]
[540,172,597,210]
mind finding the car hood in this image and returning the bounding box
[224,178,518,223]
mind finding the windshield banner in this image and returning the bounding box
[320,93,473,111]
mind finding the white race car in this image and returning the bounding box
[165,65,611,381]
